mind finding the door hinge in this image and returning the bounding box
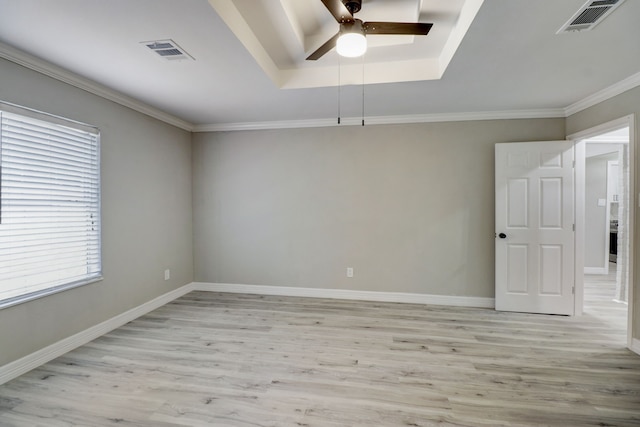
[573,161,576,168]
[572,224,575,231]
[572,286,575,295]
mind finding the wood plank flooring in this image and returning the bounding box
[0,286,639,426]
[583,263,628,337]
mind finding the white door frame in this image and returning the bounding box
[568,114,635,349]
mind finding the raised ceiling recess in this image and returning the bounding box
[207,0,484,89]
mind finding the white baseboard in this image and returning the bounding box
[0,284,194,386]
[0,282,494,385]
[191,282,495,309]
[584,267,607,275]
[631,338,640,356]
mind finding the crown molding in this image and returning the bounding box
[3,39,638,134]
[193,109,566,132]
[193,71,640,132]
[194,118,342,132]
[564,71,640,117]
[0,42,194,132]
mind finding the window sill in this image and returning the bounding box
[0,275,104,310]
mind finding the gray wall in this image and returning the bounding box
[193,119,565,298]
[566,85,640,345]
[585,152,618,269]
[3,50,636,368]
[0,58,194,366]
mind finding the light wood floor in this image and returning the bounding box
[0,282,638,426]
[583,262,628,339]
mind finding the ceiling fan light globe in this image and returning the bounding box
[336,33,367,58]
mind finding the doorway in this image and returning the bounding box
[571,116,634,348]
[583,128,629,343]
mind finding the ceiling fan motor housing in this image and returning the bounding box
[306,0,432,60]
[342,0,362,15]
[340,19,364,35]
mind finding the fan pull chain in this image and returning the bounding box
[361,53,365,126]
[338,55,341,125]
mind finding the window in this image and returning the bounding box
[0,102,101,308]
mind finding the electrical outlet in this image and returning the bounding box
[346,267,354,278]
[164,269,170,281]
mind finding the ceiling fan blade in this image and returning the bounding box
[321,0,354,23]
[363,22,433,35]
[306,33,340,60]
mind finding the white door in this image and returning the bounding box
[495,141,575,315]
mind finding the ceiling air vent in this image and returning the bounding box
[142,39,194,61]
[557,0,626,33]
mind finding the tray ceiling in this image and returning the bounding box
[208,0,483,88]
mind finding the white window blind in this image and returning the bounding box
[0,107,101,308]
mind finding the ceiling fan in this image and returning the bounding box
[307,0,433,60]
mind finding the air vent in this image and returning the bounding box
[142,39,194,61]
[557,0,626,33]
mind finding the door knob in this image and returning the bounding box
[498,233,507,239]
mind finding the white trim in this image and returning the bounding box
[574,140,585,316]
[628,116,636,348]
[2,38,639,133]
[0,282,494,385]
[0,41,194,132]
[631,338,640,356]
[0,284,194,386]
[586,136,629,144]
[568,115,635,141]
[191,282,495,308]
[583,267,608,275]
[565,71,640,117]
[186,70,640,133]
[193,109,566,132]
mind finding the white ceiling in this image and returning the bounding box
[0,0,639,129]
